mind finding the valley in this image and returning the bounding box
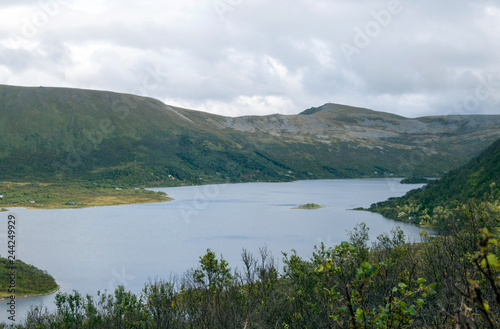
[1,84,500,198]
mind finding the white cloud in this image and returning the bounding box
[0,0,499,117]
[164,94,297,117]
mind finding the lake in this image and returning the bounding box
[0,178,427,323]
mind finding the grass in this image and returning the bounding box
[0,258,58,298]
[0,181,172,209]
[292,203,324,209]
[2,85,498,191]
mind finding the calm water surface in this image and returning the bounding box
[0,179,426,323]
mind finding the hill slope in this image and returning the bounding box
[1,84,500,185]
[0,258,58,298]
[369,137,500,227]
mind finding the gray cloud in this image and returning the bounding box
[0,0,499,117]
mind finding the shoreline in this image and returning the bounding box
[0,195,173,211]
[0,177,418,211]
[0,286,60,303]
[0,180,175,210]
[0,177,408,210]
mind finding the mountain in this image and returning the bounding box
[369,137,500,227]
[1,84,500,185]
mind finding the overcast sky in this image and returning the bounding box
[1,0,499,117]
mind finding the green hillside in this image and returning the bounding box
[1,84,500,188]
[0,85,254,184]
[369,138,500,227]
[0,258,58,299]
[0,85,312,185]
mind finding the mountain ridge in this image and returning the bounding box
[1,84,500,185]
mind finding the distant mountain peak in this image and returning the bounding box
[299,103,373,116]
[1,85,500,185]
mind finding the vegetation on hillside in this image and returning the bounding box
[1,85,500,188]
[0,258,58,299]
[1,202,498,328]
[292,203,324,209]
[0,181,170,209]
[369,138,500,228]
[1,139,500,327]
[2,86,500,327]
[6,85,500,207]
[400,176,430,184]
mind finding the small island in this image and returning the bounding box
[292,203,324,209]
[400,176,430,184]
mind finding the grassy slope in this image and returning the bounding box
[1,85,500,209]
[0,85,295,185]
[2,85,500,185]
[0,258,58,298]
[228,104,500,180]
[369,137,500,227]
[0,181,171,209]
